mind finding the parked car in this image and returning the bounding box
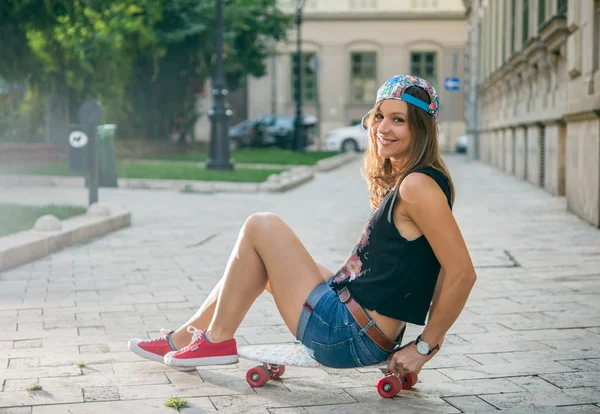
[228,118,262,148]
[324,124,369,152]
[455,135,469,153]
[229,115,317,149]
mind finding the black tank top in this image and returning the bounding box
[331,166,452,325]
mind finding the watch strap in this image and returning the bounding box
[415,334,439,355]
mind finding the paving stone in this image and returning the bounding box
[465,353,508,365]
[3,378,42,392]
[344,387,460,412]
[12,340,42,350]
[479,390,583,411]
[499,349,600,364]
[541,371,600,388]
[507,375,562,393]
[443,395,500,412]
[77,326,106,336]
[165,370,205,387]
[83,386,119,402]
[79,344,109,354]
[557,359,600,371]
[0,385,83,408]
[413,377,524,398]
[437,360,576,381]
[0,408,33,414]
[211,385,356,412]
[8,358,39,369]
[0,366,81,380]
[38,370,168,388]
[32,398,214,413]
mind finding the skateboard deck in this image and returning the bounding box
[238,344,417,398]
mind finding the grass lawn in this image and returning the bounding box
[4,162,287,183]
[144,148,339,165]
[0,203,86,237]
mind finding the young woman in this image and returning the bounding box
[128,74,476,377]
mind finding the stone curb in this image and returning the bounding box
[0,204,131,272]
[0,152,360,194]
[314,151,360,172]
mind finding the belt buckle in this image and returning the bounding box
[338,287,351,304]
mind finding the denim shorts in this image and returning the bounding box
[295,276,394,368]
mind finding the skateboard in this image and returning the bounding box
[237,344,417,398]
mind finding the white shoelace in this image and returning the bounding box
[146,328,171,343]
[175,326,205,352]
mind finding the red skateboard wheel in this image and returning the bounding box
[268,364,286,380]
[377,375,401,398]
[401,372,418,389]
[246,366,269,387]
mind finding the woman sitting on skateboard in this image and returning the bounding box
[129,75,477,377]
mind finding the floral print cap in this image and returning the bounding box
[362,74,440,129]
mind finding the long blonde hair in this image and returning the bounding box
[361,85,455,210]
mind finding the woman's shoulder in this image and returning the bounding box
[399,167,451,205]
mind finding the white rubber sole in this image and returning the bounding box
[164,352,239,368]
[128,339,196,372]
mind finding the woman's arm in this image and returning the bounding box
[387,172,476,375]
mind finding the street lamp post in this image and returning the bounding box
[207,0,234,170]
[293,0,307,151]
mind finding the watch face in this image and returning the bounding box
[416,341,430,355]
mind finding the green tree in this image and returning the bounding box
[0,0,163,142]
[0,0,291,143]
[120,0,291,141]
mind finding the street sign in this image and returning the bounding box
[68,130,89,148]
[308,55,321,72]
[444,77,461,91]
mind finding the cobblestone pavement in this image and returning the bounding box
[0,154,599,413]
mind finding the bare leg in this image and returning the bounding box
[206,213,327,342]
[169,215,332,349]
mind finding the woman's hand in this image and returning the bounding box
[386,341,434,376]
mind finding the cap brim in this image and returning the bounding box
[361,110,372,131]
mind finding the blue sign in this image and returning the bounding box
[444,77,461,91]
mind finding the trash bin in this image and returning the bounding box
[97,124,118,187]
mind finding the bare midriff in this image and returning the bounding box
[369,309,407,342]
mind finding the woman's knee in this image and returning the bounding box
[244,212,282,234]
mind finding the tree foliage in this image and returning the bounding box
[0,0,292,141]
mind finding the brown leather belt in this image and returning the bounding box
[336,287,402,353]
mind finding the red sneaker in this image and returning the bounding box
[164,326,238,368]
[128,328,177,363]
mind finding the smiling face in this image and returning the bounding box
[370,100,413,161]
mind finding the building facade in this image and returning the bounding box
[463,0,600,227]
[245,0,468,152]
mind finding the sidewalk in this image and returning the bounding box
[0,154,599,413]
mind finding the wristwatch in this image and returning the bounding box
[414,335,440,356]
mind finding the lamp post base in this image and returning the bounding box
[206,159,234,170]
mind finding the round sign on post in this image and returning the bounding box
[69,130,89,148]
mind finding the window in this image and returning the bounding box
[350,52,377,103]
[557,0,568,16]
[522,0,530,44]
[538,0,546,28]
[290,52,317,103]
[410,52,437,88]
[503,0,509,61]
[594,0,600,74]
[510,0,516,52]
